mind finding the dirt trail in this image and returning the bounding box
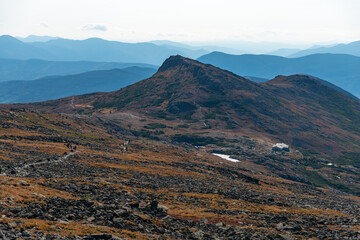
[70,96,75,109]
[12,151,78,176]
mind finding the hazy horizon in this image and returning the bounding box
[1,0,359,51]
[1,33,354,55]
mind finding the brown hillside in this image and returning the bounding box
[0,109,359,239]
[4,55,360,156]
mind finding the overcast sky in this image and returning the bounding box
[1,0,359,45]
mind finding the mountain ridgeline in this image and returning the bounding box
[0,67,156,103]
[289,40,360,57]
[0,35,207,64]
[9,55,360,156]
[0,58,157,82]
[198,52,360,97]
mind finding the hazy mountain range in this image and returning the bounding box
[16,35,60,42]
[4,34,360,62]
[150,40,246,55]
[266,41,360,57]
[0,67,156,103]
[1,34,360,104]
[0,35,207,64]
[0,58,157,82]
[266,48,301,57]
[198,52,360,97]
[289,40,360,57]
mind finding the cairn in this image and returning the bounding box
[65,143,77,152]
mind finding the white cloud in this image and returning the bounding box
[82,24,107,32]
[40,23,48,28]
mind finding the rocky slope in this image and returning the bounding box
[0,109,359,239]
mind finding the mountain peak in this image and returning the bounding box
[154,55,252,91]
[0,35,17,39]
[157,55,209,73]
[0,35,22,43]
[157,55,192,72]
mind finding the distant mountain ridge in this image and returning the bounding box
[198,52,360,97]
[0,35,207,64]
[266,48,301,57]
[290,40,360,57]
[0,67,156,103]
[0,58,157,82]
[0,35,49,59]
[16,35,60,42]
[150,40,246,55]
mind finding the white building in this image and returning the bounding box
[272,143,290,152]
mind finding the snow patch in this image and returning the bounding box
[212,153,240,162]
